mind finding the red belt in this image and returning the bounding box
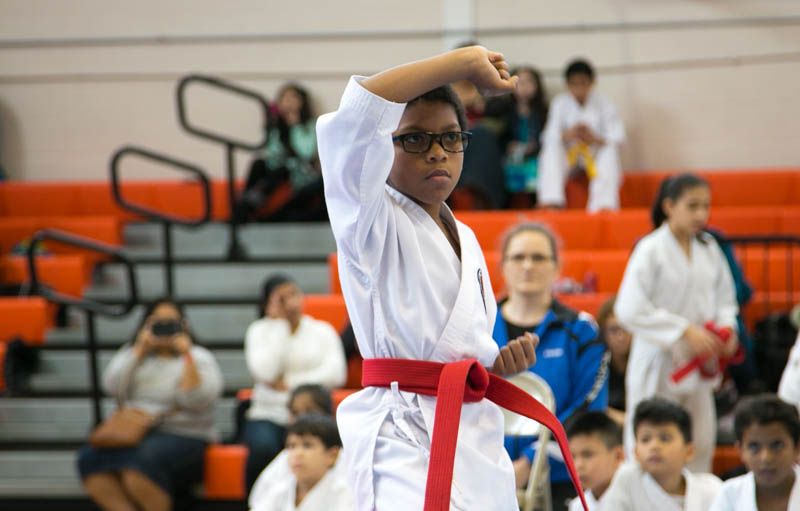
[362,358,589,511]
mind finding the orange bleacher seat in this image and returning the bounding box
[585,251,629,293]
[598,210,649,251]
[709,207,782,235]
[619,171,672,209]
[706,171,798,207]
[712,445,743,477]
[738,247,800,293]
[332,388,358,410]
[558,293,614,318]
[203,444,248,500]
[0,255,88,297]
[780,207,800,235]
[741,292,800,330]
[302,294,349,332]
[0,297,49,344]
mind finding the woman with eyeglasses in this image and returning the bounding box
[492,222,609,511]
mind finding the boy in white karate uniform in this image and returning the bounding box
[537,58,625,212]
[710,394,800,511]
[251,413,354,511]
[615,173,739,472]
[600,398,722,510]
[567,411,625,511]
[317,46,542,510]
[778,331,800,412]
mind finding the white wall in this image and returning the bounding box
[0,0,799,181]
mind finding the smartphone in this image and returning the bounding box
[150,319,183,337]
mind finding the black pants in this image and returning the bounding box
[235,159,327,223]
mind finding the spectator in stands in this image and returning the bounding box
[249,385,347,508]
[237,82,326,222]
[243,274,347,491]
[488,66,548,208]
[538,58,625,212]
[77,298,223,511]
[597,296,632,425]
[492,222,608,510]
[251,413,353,511]
[615,173,739,472]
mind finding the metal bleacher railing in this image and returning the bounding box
[26,229,138,427]
[727,234,800,314]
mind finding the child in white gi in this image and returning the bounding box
[778,331,800,412]
[710,394,800,511]
[615,173,739,472]
[567,411,625,511]
[537,58,625,212]
[317,46,539,510]
[250,413,353,511]
[600,398,722,510]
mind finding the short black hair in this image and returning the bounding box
[633,398,693,443]
[287,413,342,449]
[565,411,623,449]
[407,85,468,131]
[289,384,333,416]
[564,58,595,81]
[734,394,800,445]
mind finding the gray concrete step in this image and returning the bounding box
[0,397,238,444]
[0,451,84,496]
[28,350,251,394]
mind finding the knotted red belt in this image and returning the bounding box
[362,358,589,511]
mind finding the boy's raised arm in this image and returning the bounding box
[361,46,517,103]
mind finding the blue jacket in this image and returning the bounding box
[493,298,609,482]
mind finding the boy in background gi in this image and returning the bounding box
[566,411,625,511]
[710,394,800,511]
[600,398,721,510]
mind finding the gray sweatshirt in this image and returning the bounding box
[102,345,224,442]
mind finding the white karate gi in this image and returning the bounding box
[599,462,722,511]
[249,463,355,511]
[709,466,800,511]
[538,91,625,212]
[248,450,350,510]
[317,77,516,511]
[569,489,601,511]
[614,225,738,472]
[778,332,800,412]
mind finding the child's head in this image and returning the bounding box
[566,411,624,496]
[258,274,303,322]
[734,395,800,490]
[512,66,547,110]
[389,86,468,213]
[564,58,595,105]
[650,173,711,236]
[286,413,342,488]
[633,399,695,481]
[500,222,561,298]
[289,384,334,422]
[597,296,632,361]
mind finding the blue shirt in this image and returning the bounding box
[493,298,609,482]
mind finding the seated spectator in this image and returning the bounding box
[600,398,722,511]
[488,66,548,208]
[538,58,625,212]
[566,411,625,511]
[243,274,347,491]
[251,413,353,511]
[596,296,632,425]
[77,298,223,511]
[249,384,340,509]
[710,394,800,511]
[237,82,326,223]
[492,222,608,510]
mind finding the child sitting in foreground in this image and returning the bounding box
[600,398,721,510]
[251,413,353,511]
[710,394,800,511]
[566,411,625,511]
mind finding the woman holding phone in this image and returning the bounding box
[76,298,223,511]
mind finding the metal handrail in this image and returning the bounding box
[110,145,212,227]
[176,73,271,260]
[26,229,138,426]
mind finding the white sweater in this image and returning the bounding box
[245,315,347,424]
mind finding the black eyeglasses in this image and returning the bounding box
[392,131,472,153]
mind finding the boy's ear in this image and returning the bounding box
[325,445,341,467]
[684,441,696,464]
[613,445,625,463]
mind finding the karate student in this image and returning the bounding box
[316,45,572,511]
[710,395,800,511]
[778,331,800,411]
[600,399,722,510]
[250,413,354,511]
[614,173,739,472]
[566,411,625,511]
[537,58,625,212]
